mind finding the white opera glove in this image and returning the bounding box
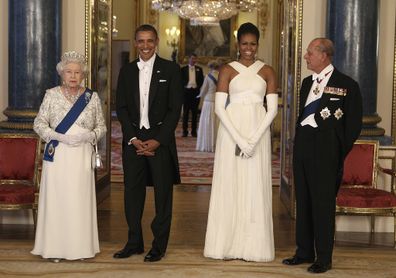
[74,131,96,145]
[215,92,254,157]
[248,94,278,147]
[49,131,79,146]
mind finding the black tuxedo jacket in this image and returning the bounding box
[116,55,183,183]
[181,65,204,91]
[297,68,362,160]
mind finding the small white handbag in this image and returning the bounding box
[92,142,103,169]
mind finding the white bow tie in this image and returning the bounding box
[312,73,322,81]
[137,60,149,71]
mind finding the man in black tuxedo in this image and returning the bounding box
[181,53,204,137]
[114,24,183,262]
[282,38,362,273]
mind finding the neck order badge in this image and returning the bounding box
[313,70,333,95]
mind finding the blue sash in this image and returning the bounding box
[43,88,93,162]
[208,73,217,85]
[300,98,321,122]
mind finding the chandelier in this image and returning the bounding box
[151,0,262,26]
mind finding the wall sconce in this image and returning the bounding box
[165,26,180,62]
[112,15,119,38]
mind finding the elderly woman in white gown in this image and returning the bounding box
[31,51,106,262]
[196,60,220,152]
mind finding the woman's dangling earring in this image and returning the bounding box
[236,50,240,60]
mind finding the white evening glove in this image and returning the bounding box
[49,131,79,146]
[215,92,253,158]
[248,94,278,147]
[75,131,96,144]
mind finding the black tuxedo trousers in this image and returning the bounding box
[293,125,340,264]
[183,87,200,134]
[122,127,174,254]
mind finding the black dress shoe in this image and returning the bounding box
[307,262,332,273]
[113,247,144,259]
[144,249,164,262]
[182,132,188,137]
[282,255,315,265]
[191,132,197,137]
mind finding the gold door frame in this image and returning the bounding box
[85,0,112,201]
[279,0,303,218]
[392,14,396,144]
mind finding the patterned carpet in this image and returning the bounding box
[1,241,395,277]
[111,121,280,185]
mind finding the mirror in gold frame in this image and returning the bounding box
[85,0,112,201]
[279,0,303,218]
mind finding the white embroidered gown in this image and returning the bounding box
[31,86,106,260]
[196,70,219,152]
[204,61,274,262]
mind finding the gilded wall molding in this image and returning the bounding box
[258,0,270,39]
[392,14,396,144]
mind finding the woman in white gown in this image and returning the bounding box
[204,23,278,262]
[196,60,220,152]
[31,51,106,262]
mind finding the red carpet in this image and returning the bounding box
[111,121,280,185]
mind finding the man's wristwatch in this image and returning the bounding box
[128,137,137,145]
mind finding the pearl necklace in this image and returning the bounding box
[63,86,82,103]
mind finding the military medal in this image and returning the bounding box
[334,108,344,120]
[320,107,331,120]
[48,143,55,156]
[313,86,320,95]
[85,92,92,104]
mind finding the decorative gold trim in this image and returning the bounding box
[336,206,396,215]
[392,13,396,144]
[294,0,303,112]
[0,133,41,216]
[279,0,303,219]
[336,140,396,247]
[362,115,382,125]
[356,140,379,188]
[360,127,385,136]
[0,121,33,130]
[0,180,33,185]
[378,145,396,195]
[3,109,38,119]
[258,0,270,39]
[85,0,112,187]
[85,0,93,88]
[0,204,36,210]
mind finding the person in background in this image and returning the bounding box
[32,51,106,262]
[282,38,362,273]
[181,53,204,137]
[114,24,183,262]
[196,59,220,152]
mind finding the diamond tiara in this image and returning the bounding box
[61,51,87,64]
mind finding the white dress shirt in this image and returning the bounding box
[301,64,334,128]
[138,54,156,129]
[186,65,197,88]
